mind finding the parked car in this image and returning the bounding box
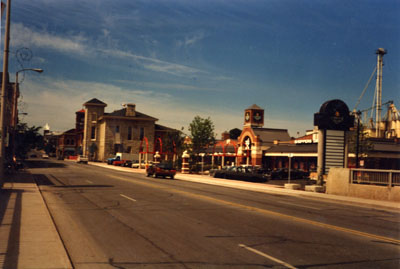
[77,155,88,164]
[269,168,309,179]
[123,160,133,167]
[212,166,269,182]
[107,156,120,165]
[146,163,176,179]
[131,160,146,168]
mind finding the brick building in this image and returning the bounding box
[81,98,177,162]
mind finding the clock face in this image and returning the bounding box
[253,112,262,121]
[245,112,250,122]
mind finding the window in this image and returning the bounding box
[91,113,97,123]
[115,125,120,133]
[128,126,132,140]
[91,126,96,140]
[140,127,144,141]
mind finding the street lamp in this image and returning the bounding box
[11,68,43,161]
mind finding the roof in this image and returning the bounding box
[76,109,85,113]
[265,144,317,154]
[105,108,157,121]
[83,98,107,106]
[253,128,291,143]
[247,104,263,110]
[155,124,179,132]
[62,128,76,135]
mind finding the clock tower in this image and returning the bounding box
[244,104,264,128]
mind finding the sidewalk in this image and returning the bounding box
[89,161,400,211]
[0,172,72,269]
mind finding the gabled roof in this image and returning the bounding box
[105,108,157,121]
[155,124,179,132]
[253,128,291,143]
[62,128,76,135]
[247,104,263,110]
[84,98,107,106]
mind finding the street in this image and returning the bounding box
[28,159,399,269]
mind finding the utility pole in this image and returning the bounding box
[375,48,387,137]
[0,0,12,187]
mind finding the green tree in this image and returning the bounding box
[188,116,215,157]
[229,128,242,139]
[15,123,43,159]
[347,124,373,156]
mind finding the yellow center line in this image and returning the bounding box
[109,174,400,245]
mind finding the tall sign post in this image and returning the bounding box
[314,100,354,186]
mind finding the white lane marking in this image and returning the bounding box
[239,244,297,269]
[86,180,93,184]
[277,200,320,210]
[120,194,137,202]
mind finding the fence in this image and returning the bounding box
[350,168,400,187]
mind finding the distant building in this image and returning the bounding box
[81,98,178,162]
[237,104,291,167]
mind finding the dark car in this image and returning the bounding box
[146,163,176,179]
[270,168,309,179]
[212,166,269,182]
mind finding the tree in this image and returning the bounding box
[188,116,215,157]
[14,123,43,159]
[347,124,373,165]
[229,128,242,139]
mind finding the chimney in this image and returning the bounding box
[125,103,136,117]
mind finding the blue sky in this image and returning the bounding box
[2,0,399,137]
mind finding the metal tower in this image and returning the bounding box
[375,48,387,137]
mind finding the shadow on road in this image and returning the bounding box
[24,159,67,169]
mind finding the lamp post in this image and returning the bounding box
[11,68,43,161]
[0,0,12,187]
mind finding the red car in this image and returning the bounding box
[146,163,176,179]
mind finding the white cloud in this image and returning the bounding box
[11,23,88,54]
[11,23,207,78]
[177,32,205,47]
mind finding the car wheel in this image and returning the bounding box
[152,173,157,178]
[170,175,174,179]
[146,173,151,177]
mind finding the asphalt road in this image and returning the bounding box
[26,159,400,269]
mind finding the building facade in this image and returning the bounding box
[81,98,177,162]
[237,104,291,167]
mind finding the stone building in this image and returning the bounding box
[81,98,177,162]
